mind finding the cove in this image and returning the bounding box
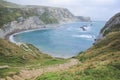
[13,21,106,58]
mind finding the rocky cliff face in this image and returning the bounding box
[0,16,44,38]
[25,5,77,23]
[97,12,120,40]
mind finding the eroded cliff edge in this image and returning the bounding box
[97,12,120,40]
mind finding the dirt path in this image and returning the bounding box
[2,59,79,80]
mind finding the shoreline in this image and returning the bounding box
[8,23,78,59]
[5,21,83,41]
[8,24,69,59]
[8,24,60,44]
[7,21,92,59]
[7,23,79,59]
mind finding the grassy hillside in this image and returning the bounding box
[0,8,23,28]
[0,38,68,78]
[102,24,120,36]
[0,0,21,8]
[0,38,52,65]
[39,10,58,24]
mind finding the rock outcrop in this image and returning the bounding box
[0,16,44,38]
[97,12,120,41]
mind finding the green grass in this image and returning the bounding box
[0,8,27,28]
[102,24,120,36]
[0,0,21,8]
[76,32,120,62]
[36,71,74,80]
[0,68,19,78]
[38,58,67,66]
[25,58,68,69]
[80,66,120,80]
[36,62,120,80]
[0,38,68,77]
[0,58,67,78]
[39,10,58,24]
[0,7,38,28]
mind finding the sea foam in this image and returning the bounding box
[72,34,95,39]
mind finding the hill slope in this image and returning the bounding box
[0,38,52,65]
[0,38,69,78]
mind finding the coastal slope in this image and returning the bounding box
[0,38,70,79]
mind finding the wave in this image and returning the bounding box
[9,34,17,43]
[72,34,95,39]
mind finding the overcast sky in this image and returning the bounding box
[6,0,120,21]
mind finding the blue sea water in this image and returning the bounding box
[13,21,106,58]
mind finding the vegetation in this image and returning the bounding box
[0,8,22,28]
[0,68,19,77]
[37,64,120,80]
[0,7,40,29]
[0,8,59,28]
[39,10,58,24]
[0,0,59,29]
[0,38,68,78]
[103,24,120,36]
[0,38,51,65]
[100,13,120,35]
[0,0,21,8]
[0,0,120,79]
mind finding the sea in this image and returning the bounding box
[13,21,106,58]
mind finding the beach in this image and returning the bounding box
[8,24,60,44]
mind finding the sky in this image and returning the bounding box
[6,0,120,21]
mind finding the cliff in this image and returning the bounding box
[0,0,91,39]
[97,12,120,40]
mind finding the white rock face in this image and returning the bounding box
[0,16,44,38]
[21,6,77,22]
